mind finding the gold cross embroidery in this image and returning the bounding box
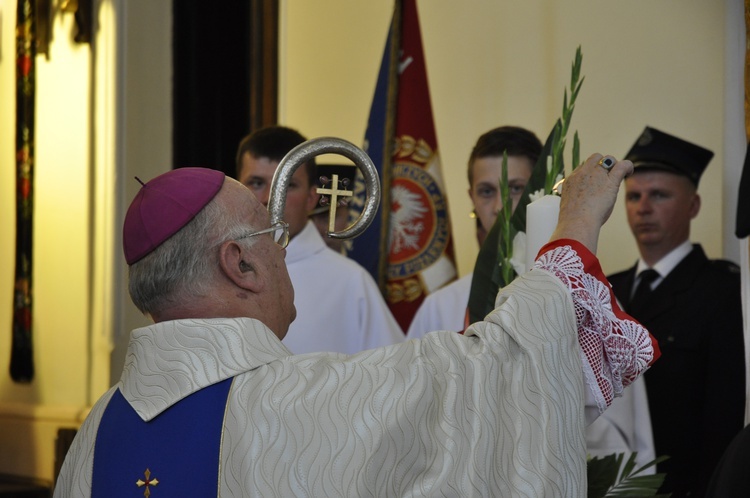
[317,173,353,232]
[136,468,159,497]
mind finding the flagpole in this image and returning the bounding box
[374,0,402,291]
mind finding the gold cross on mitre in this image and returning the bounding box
[317,173,354,232]
[136,468,159,497]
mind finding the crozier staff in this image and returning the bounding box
[55,153,658,497]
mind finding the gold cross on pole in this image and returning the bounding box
[136,468,159,497]
[317,173,353,232]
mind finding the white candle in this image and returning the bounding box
[525,195,560,272]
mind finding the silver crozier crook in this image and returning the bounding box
[267,137,381,240]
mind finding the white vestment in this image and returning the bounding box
[284,221,404,354]
[54,242,656,497]
[407,271,656,470]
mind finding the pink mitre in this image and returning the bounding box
[123,167,225,265]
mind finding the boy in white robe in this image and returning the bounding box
[236,126,404,353]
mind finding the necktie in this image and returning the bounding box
[628,269,659,316]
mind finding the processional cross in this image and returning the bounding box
[316,173,354,232]
[268,137,380,240]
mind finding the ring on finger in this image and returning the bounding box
[597,156,616,172]
[597,156,616,171]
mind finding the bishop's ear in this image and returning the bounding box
[218,240,262,292]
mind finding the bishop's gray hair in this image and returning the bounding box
[128,195,258,316]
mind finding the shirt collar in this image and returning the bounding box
[285,220,327,264]
[635,240,693,282]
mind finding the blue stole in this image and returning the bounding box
[91,378,233,497]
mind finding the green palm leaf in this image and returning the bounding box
[587,452,670,498]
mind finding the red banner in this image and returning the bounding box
[351,0,457,332]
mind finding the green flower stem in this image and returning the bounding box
[467,46,586,324]
[499,151,515,284]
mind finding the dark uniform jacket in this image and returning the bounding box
[705,423,750,497]
[608,244,745,498]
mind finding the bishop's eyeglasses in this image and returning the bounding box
[234,221,289,249]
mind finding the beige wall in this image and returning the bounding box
[281,0,742,277]
[0,0,92,410]
[0,0,743,484]
[0,0,170,483]
[0,7,93,482]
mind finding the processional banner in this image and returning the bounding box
[347,0,456,332]
[10,0,36,383]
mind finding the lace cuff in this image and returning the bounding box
[534,239,660,414]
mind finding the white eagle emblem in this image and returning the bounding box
[389,184,428,253]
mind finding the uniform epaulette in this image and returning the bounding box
[711,259,740,274]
